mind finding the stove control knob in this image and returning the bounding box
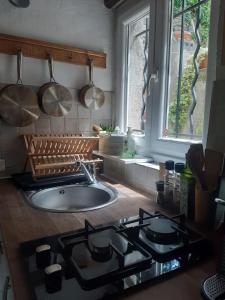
[45,264,62,294]
[36,244,51,269]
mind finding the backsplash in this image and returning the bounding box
[0,86,113,175]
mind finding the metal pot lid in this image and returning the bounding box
[0,85,39,127]
[84,86,105,110]
[42,84,73,117]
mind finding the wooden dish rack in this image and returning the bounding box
[23,134,101,178]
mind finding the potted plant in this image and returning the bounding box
[174,30,192,41]
[197,50,208,70]
[97,124,126,156]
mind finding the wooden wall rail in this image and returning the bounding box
[0,33,106,68]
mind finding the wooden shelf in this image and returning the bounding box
[0,33,106,68]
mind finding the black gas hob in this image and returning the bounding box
[20,209,212,299]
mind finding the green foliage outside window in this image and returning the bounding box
[168,0,210,135]
[168,61,194,134]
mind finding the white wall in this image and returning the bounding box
[0,0,114,91]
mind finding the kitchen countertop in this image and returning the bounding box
[0,179,216,300]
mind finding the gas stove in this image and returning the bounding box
[20,209,212,299]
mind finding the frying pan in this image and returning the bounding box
[38,55,73,117]
[0,51,40,127]
[79,59,105,110]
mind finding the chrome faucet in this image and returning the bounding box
[78,161,96,184]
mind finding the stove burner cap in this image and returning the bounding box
[144,218,180,245]
[89,236,113,262]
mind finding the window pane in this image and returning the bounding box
[185,0,199,10]
[173,0,183,16]
[164,0,211,140]
[127,14,149,130]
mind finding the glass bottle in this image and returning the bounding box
[180,156,195,219]
[173,162,185,208]
[164,160,175,203]
[156,181,165,205]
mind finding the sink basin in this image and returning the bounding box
[24,182,118,213]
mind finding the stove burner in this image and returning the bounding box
[89,235,113,262]
[144,218,181,245]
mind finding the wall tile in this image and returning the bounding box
[50,117,65,134]
[104,159,123,181]
[103,158,158,195]
[78,118,91,133]
[0,122,18,139]
[78,103,91,118]
[35,118,51,134]
[123,164,135,186]
[18,123,36,135]
[132,164,148,190]
[2,137,27,174]
[111,93,116,125]
[92,119,113,128]
[64,118,78,133]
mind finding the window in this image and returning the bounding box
[116,0,217,160]
[163,0,211,141]
[125,11,150,131]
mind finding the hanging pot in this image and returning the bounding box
[38,55,73,117]
[79,59,105,110]
[0,51,40,127]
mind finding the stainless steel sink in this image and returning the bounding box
[24,182,118,213]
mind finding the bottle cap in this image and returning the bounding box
[36,244,51,253]
[45,264,62,275]
[165,160,175,170]
[156,181,164,192]
[175,163,185,173]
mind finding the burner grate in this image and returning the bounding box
[120,209,210,262]
[58,221,152,290]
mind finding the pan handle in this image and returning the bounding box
[17,50,23,85]
[88,58,94,86]
[48,54,56,83]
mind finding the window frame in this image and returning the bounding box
[116,0,219,162]
[115,0,150,134]
[125,11,150,131]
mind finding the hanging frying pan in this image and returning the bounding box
[79,59,105,110]
[38,55,73,117]
[0,51,40,127]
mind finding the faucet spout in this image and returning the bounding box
[78,161,96,184]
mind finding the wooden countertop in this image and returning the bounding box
[0,179,216,300]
